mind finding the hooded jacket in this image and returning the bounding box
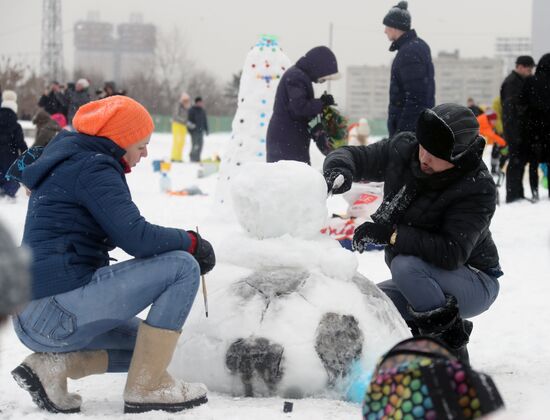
[22,131,192,299]
[266,46,338,164]
[387,30,435,137]
[0,107,27,173]
[323,132,500,273]
[32,109,61,147]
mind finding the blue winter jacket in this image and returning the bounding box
[387,30,435,137]
[266,46,338,164]
[22,131,191,299]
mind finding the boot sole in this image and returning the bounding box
[124,395,208,413]
[11,364,81,414]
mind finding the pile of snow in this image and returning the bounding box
[231,161,328,239]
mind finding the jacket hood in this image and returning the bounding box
[32,109,54,126]
[295,46,339,82]
[0,107,18,128]
[22,130,126,190]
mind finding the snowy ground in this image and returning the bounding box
[0,132,549,419]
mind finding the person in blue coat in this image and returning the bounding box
[266,45,340,164]
[383,1,435,137]
[11,96,215,415]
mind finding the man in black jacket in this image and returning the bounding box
[323,104,502,362]
[188,97,209,162]
[37,81,67,116]
[383,1,435,137]
[501,55,536,202]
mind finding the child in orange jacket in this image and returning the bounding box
[477,110,507,176]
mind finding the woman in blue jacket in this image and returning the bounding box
[11,96,215,414]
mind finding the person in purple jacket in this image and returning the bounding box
[266,45,340,164]
[10,96,215,414]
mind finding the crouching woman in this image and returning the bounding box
[11,96,215,414]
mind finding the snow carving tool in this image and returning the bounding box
[328,174,345,197]
[196,226,209,318]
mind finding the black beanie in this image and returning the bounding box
[515,55,535,67]
[416,104,480,162]
[383,1,411,31]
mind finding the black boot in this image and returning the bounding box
[408,295,472,365]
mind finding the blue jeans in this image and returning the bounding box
[378,255,500,320]
[13,251,200,372]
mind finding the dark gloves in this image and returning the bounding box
[311,123,332,156]
[187,231,216,274]
[320,93,335,107]
[323,167,353,194]
[352,222,393,253]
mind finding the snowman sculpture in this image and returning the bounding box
[215,35,292,211]
[173,161,409,399]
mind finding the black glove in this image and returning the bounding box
[311,123,332,156]
[187,231,216,274]
[323,167,353,194]
[320,93,335,107]
[352,222,393,253]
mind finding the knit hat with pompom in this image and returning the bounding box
[383,1,411,31]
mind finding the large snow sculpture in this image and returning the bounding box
[215,35,291,211]
[173,161,409,399]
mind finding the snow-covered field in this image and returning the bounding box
[0,132,548,419]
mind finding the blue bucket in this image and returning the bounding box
[152,160,162,172]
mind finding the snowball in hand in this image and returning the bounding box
[231,161,328,239]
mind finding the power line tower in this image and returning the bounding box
[40,0,64,82]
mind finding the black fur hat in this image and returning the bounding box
[383,1,411,31]
[416,103,480,163]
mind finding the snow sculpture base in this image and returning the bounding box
[172,162,409,399]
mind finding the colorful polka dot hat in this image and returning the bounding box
[363,337,504,420]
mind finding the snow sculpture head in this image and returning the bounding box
[231,161,328,239]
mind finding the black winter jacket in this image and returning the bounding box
[188,106,208,134]
[500,71,526,150]
[324,133,500,273]
[0,108,27,173]
[519,54,550,163]
[387,30,435,137]
[38,91,66,116]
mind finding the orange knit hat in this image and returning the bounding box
[73,96,154,149]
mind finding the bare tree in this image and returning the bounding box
[186,72,236,116]
[0,56,46,119]
[155,27,194,112]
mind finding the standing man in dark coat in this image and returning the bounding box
[188,97,209,162]
[501,55,536,202]
[383,1,435,137]
[323,104,502,362]
[266,46,339,164]
[38,81,67,116]
[519,53,550,200]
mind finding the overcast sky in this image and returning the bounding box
[0,0,534,104]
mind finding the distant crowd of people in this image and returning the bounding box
[467,53,550,204]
